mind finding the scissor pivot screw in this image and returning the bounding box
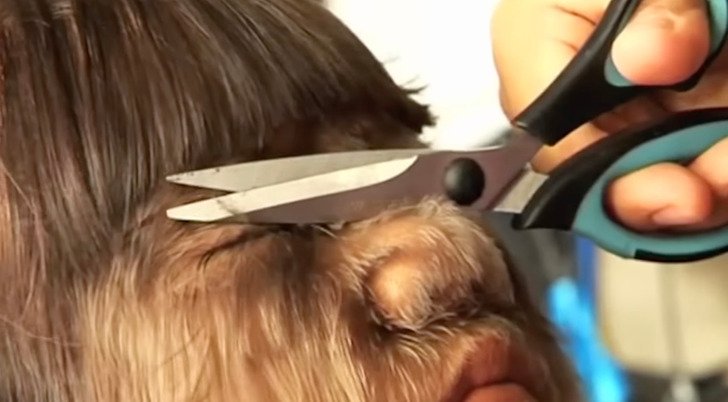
[443,158,485,206]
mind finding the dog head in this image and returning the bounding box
[0,1,581,401]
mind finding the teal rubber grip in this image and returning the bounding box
[515,109,728,263]
[605,0,728,88]
[575,119,728,261]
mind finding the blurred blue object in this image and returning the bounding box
[546,236,631,402]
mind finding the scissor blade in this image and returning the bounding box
[490,170,547,214]
[166,148,435,192]
[166,156,420,222]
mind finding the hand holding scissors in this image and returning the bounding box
[493,0,728,232]
[166,0,728,263]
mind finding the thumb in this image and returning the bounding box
[611,0,711,85]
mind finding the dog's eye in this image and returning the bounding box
[201,225,296,260]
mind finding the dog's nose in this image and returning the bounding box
[343,202,515,329]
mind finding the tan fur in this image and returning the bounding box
[0,0,582,401]
[59,188,580,402]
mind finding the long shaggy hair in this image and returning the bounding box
[0,0,582,401]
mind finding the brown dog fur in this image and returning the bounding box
[0,0,582,401]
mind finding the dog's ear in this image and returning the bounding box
[0,0,433,399]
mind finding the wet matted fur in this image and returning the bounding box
[0,0,582,401]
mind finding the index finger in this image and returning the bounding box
[491,0,610,171]
[491,0,606,119]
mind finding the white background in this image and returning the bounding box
[326,0,508,149]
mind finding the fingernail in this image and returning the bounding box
[630,11,675,31]
[652,207,699,226]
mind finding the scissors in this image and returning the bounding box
[166,0,728,263]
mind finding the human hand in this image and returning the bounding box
[491,0,728,232]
